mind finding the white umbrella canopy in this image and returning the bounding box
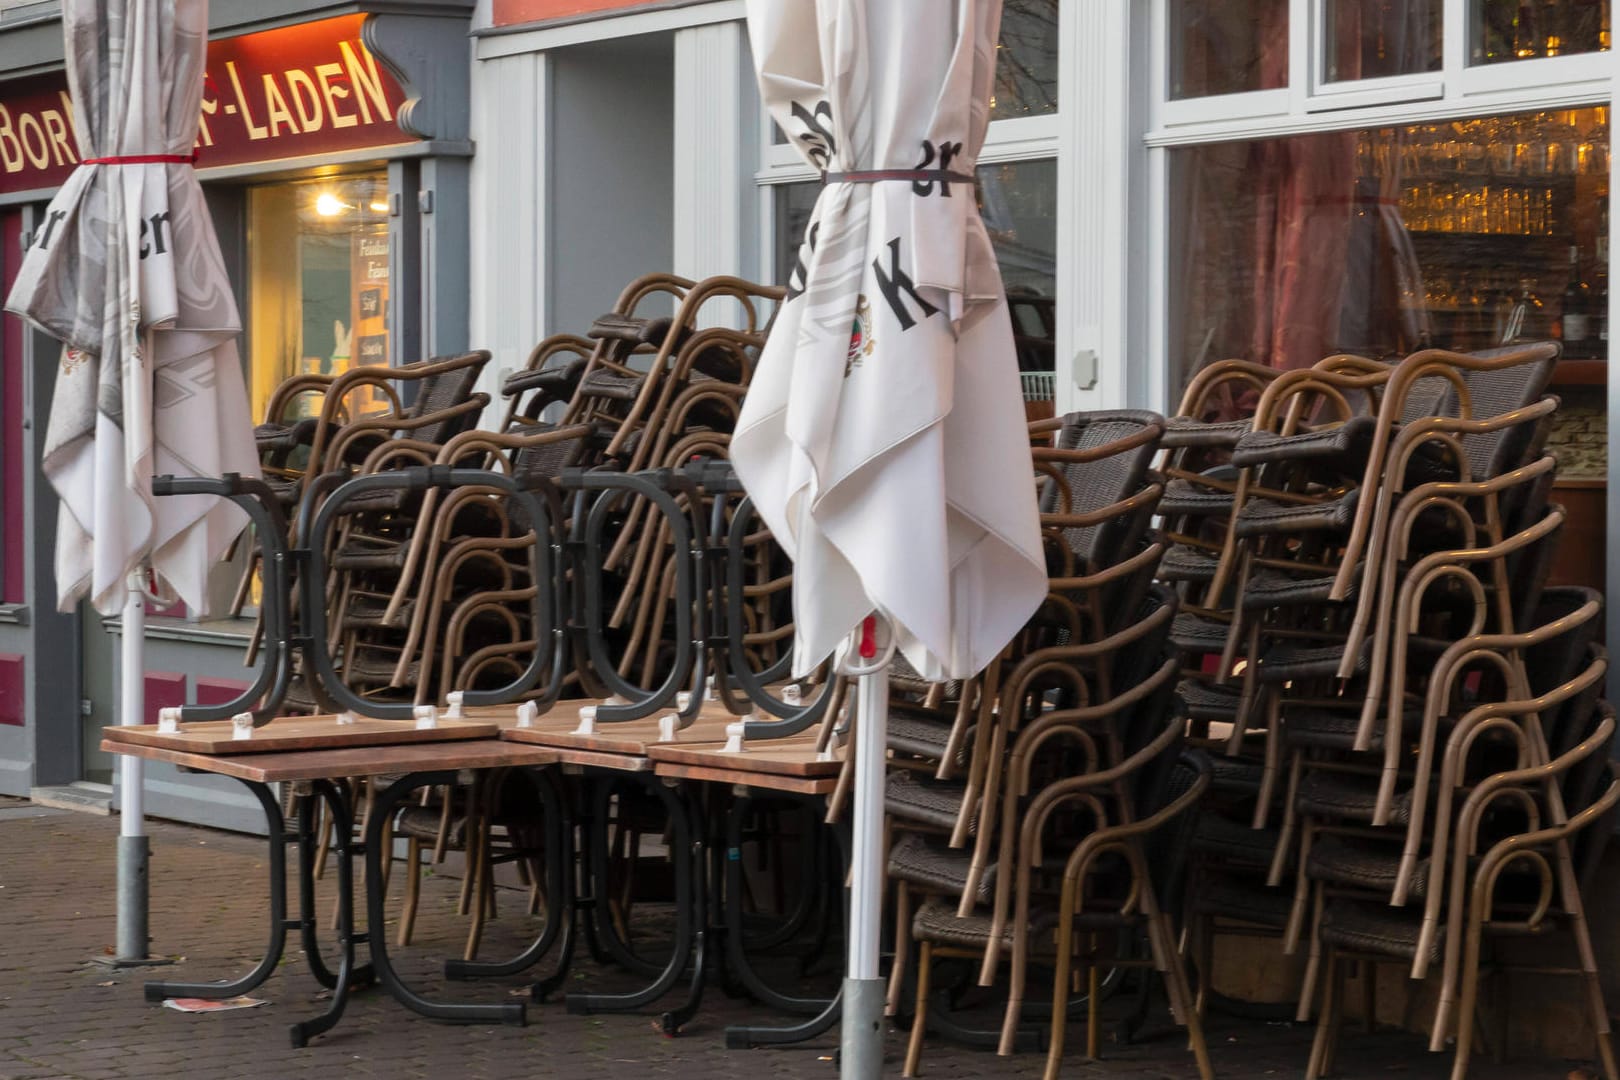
[6,0,259,618]
[735,0,1045,684]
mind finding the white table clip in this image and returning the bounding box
[573,705,598,736]
[444,692,465,720]
[658,714,680,742]
[675,690,693,711]
[720,721,747,754]
[704,675,719,702]
[335,710,358,726]
[515,701,539,729]
[782,684,802,706]
[156,707,183,735]
[607,693,632,707]
[414,705,439,730]
[231,712,255,741]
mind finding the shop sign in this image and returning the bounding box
[0,15,409,196]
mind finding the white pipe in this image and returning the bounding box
[847,660,888,980]
[115,576,148,962]
[119,582,144,832]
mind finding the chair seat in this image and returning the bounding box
[887,711,957,762]
[912,899,1061,950]
[1160,543,1220,583]
[1161,476,1236,517]
[889,833,994,904]
[1296,771,1413,825]
[1207,755,1265,795]
[1190,871,1293,927]
[1230,417,1377,469]
[1232,490,1360,539]
[1241,566,1360,610]
[396,804,469,848]
[1179,678,1242,722]
[1306,834,1429,898]
[1258,639,1370,683]
[886,772,971,831]
[1191,812,1280,867]
[341,592,415,629]
[1319,899,1437,964]
[578,369,647,401]
[503,358,586,400]
[1161,416,1252,449]
[1283,707,1385,751]
[332,534,409,571]
[1171,612,1232,655]
[589,312,676,344]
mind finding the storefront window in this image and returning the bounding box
[1170,0,1288,99]
[1471,0,1610,64]
[247,173,391,424]
[1324,0,1443,81]
[1168,107,1608,470]
[994,1,1059,120]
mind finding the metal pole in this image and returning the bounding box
[116,576,148,962]
[842,621,889,1078]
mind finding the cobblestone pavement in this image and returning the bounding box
[0,796,1593,1079]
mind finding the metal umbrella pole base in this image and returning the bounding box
[94,580,171,969]
[840,617,893,1078]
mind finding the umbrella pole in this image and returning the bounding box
[116,575,149,963]
[842,618,889,1078]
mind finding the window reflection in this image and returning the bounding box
[1472,0,1610,64]
[1324,0,1443,81]
[1170,0,1288,99]
[993,0,1059,120]
[1171,107,1609,390]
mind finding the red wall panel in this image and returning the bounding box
[143,672,187,727]
[0,653,23,726]
[2,211,24,604]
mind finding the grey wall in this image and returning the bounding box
[547,33,675,337]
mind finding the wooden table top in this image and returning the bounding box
[651,759,838,796]
[100,738,558,784]
[646,735,842,778]
[100,715,500,755]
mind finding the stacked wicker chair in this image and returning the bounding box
[883,411,1214,1078]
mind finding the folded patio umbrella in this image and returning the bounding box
[735,1,1045,1071]
[6,0,258,618]
[3,0,259,965]
[735,0,1044,684]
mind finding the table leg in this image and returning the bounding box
[580,776,664,978]
[565,775,695,1016]
[363,770,526,1026]
[289,780,365,1048]
[723,794,839,1015]
[144,779,292,1003]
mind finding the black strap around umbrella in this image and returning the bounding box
[821,169,974,185]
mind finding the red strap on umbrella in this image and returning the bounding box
[83,152,198,165]
[859,615,877,659]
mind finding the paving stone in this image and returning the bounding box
[0,795,1591,1078]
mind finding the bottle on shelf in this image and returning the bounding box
[1561,244,1593,354]
[1514,0,1541,57]
[1544,0,1566,54]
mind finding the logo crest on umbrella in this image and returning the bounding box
[845,294,874,377]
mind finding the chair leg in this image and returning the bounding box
[887,881,911,1016]
[1152,911,1213,1080]
[904,942,931,1078]
[465,815,490,962]
[1251,693,1283,830]
[1268,751,1304,887]
[1306,949,1338,1080]
[398,837,422,948]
